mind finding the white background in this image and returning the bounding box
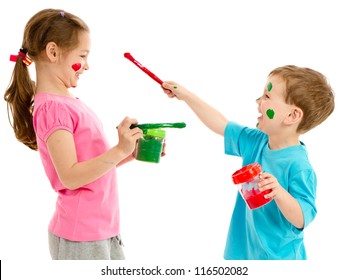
[1,0,346,279]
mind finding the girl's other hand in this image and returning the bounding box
[161,140,166,157]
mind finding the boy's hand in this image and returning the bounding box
[259,172,304,228]
[162,81,189,100]
[258,172,284,200]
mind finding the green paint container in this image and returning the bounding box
[135,129,166,163]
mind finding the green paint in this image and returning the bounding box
[266,109,275,119]
[256,97,261,101]
[256,122,259,127]
[130,122,186,130]
[135,129,165,163]
[267,82,272,92]
[173,86,177,89]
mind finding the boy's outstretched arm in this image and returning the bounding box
[162,81,228,136]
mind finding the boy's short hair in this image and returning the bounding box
[269,65,334,133]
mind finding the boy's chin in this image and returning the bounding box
[256,124,268,134]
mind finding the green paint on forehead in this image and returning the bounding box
[267,82,273,92]
[266,109,275,119]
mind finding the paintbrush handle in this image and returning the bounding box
[130,122,186,129]
[124,52,163,85]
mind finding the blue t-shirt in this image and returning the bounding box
[224,122,317,260]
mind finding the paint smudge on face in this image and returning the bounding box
[256,122,259,127]
[267,82,272,92]
[256,97,261,101]
[72,63,82,72]
[266,109,275,119]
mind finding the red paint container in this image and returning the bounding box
[232,163,272,210]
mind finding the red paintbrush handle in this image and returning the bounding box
[124,52,163,85]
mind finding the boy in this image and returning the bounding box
[162,65,334,259]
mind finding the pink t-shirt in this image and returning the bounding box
[33,93,119,241]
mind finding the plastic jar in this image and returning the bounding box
[231,163,272,210]
[135,128,166,163]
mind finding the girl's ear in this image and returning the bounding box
[46,42,59,62]
[284,107,303,126]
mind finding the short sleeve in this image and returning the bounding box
[290,169,317,229]
[34,101,74,142]
[224,121,244,156]
[224,121,267,158]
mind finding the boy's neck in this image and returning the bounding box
[268,133,301,150]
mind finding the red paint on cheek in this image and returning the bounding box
[72,63,82,71]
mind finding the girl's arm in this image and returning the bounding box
[46,117,142,190]
[162,82,228,136]
[116,154,135,167]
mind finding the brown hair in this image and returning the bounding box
[4,9,89,150]
[269,65,334,133]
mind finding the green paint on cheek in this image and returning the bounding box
[267,82,272,92]
[266,109,275,119]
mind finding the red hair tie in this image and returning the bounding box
[10,48,32,66]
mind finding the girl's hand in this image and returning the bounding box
[116,117,143,157]
[161,81,190,100]
[258,172,284,200]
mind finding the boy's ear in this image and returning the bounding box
[46,42,59,62]
[284,107,303,125]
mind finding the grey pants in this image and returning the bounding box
[48,232,125,260]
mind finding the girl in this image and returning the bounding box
[4,8,142,260]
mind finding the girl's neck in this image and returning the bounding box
[35,83,75,98]
[37,90,75,98]
[35,64,75,98]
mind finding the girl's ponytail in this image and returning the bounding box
[4,54,37,150]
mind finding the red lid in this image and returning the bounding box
[232,163,262,184]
